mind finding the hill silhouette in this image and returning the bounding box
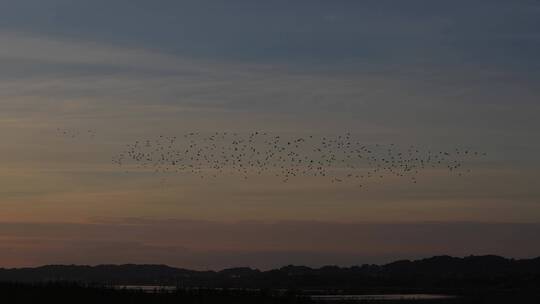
[2,255,540,291]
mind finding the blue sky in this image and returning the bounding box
[2,0,539,67]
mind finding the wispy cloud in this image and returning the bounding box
[0,1,539,245]
[1,218,539,269]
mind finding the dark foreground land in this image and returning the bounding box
[1,282,540,304]
[1,255,540,303]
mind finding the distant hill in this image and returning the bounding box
[2,255,540,291]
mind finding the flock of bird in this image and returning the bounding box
[108,131,487,187]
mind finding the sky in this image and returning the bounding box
[1,0,540,269]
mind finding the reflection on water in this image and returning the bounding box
[311,294,456,301]
[115,287,456,302]
[115,285,177,292]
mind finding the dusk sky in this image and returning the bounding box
[1,0,540,269]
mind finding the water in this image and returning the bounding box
[114,285,177,292]
[310,294,456,301]
[114,287,457,301]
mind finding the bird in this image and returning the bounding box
[111,131,486,188]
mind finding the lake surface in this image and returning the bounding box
[115,286,456,301]
[310,294,457,301]
[114,285,177,292]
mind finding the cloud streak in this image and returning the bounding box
[0,1,539,267]
[1,218,540,269]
